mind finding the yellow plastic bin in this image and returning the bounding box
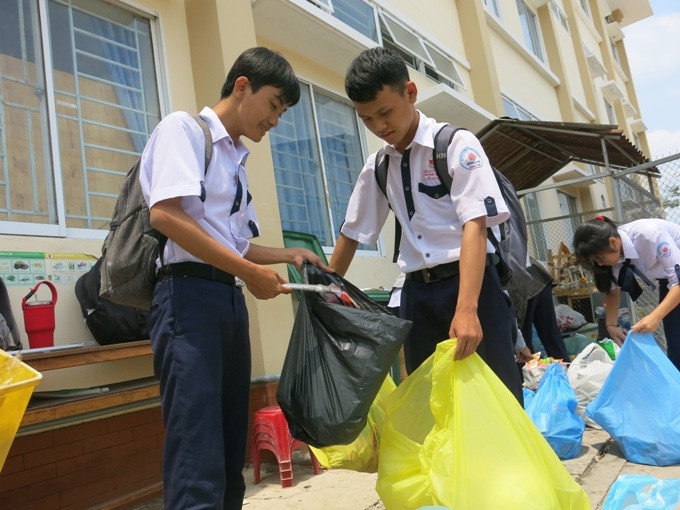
[0,349,42,472]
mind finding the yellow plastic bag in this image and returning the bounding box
[376,339,590,510]
[311,375,396,472]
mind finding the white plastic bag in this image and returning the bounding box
[568,343,613,428]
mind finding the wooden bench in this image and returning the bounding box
[19,340,158,431]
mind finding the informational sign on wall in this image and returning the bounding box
[0,251,96,286]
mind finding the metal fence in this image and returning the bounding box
[525,151,680,352]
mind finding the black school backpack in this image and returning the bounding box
[0,277,22,351]
[374,123,532,294]
[99,115,212,310]
[75,259,149,345]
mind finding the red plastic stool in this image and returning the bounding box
[251,405,321,488]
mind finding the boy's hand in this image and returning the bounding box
[290,248,333,273]
[242,265,289,300]
[449,310,483,360]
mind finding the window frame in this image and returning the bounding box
[516,0,545,62]
[484,0,501,18]
[376,9,465,90]
[269,80,378,254]
[0,0,164,239]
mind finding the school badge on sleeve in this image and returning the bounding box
[458,147,483,170]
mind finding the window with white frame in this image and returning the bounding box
[0,0,160,235]
[270,83,372,250]
[502,96,539,120]
[523,192,548,261]
[483,0,501,18]
[516,0,544,62]
[550,2,569,33]
[377,10,464,90]
[557,191,579,242]
[604,98,616,125]
[610,38,620,65]
[324,0,379,41]
[311,0,464,91]
[579,0,591,18]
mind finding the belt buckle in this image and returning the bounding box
[422,267,436,283]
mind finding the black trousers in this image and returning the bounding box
[150,276,251,510]
[400,264,523,405]
[521,284,570,360]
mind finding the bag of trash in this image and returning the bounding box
[376,339,590,510]
[602,474,680,510]
[310,375,396,472]
[587,331,680,466]
[567,342,614,428]
[526,362,585,460]
[277,262,411,448]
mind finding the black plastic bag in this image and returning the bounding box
[277,262,412,448]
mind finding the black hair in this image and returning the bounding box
[573,216,620,293]
[345,47,409,103]
[221,47,300,106]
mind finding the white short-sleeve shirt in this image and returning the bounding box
[614,218,680,288]
[139,107,260,266]
[341,111,509,273]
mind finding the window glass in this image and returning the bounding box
[604,99,616,125]
[330,0,378,41]
[270,85,371,250]
[379,11,432,64]
[524,192,548,261]
[483,0,501,18]
[423,41,464,88]
[0,0,53,225]
[516,0,544,62]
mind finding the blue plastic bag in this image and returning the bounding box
[523,387,535,409]
[526,362,585,459]
[603,474,680,509]
[586,332,680,466]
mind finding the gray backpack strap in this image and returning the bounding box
[193,115,213,175]
[374,148,389,198]
[431,123,463,192]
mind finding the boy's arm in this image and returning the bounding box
[329,233,359,277]
[150,197,288,299]
[450,216,487,360]
[245,243,330,273]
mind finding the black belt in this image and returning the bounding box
[157,262,236,285]
[406,253,499,284]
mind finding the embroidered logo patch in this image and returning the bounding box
[421,158,437,180]
[657,242,671,259]
[459,147,483,170]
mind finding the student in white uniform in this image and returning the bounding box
[140,47,327,509]
[329,47,523,403]
[573,215,680,371]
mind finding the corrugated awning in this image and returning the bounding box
[475,118,658,191]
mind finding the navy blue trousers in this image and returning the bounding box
[400,264,524,404]
[150,276,250,510]
[659,279,680,371]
